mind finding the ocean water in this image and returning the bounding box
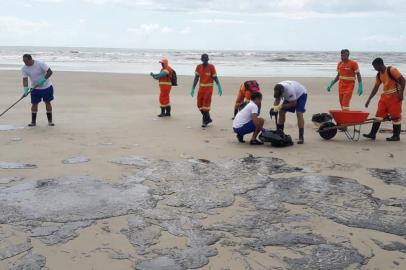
[1,46,406,77]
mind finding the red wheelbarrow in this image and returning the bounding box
[316,110,390,141]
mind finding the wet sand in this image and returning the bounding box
[1,70,406,269]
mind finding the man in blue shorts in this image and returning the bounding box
[271,80,308,144]
[21,54,55,126]
[232,92,265,145]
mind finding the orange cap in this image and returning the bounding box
[159,58,168,65]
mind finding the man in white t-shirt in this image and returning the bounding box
[232,92,265,145]
[270,80,308,144]
[21,54,54,126]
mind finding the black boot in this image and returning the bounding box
[206,112,213,125]
[158,107,165,117]
[28,112,37,127]
[386,124,401,141]
[201,112,208,127]
[363,122,381,140]
[46,112,55,126]
[277,124,284,131]
[165,106,171,117]
[297,128,304,144]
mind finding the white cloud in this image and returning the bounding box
[180,26,191,35]
[192,19,245,25]
[81,0,406,15]
[0,16,49,34]
[128,23,173,35]
[364,34,406,44]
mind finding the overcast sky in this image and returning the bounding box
[1,0,406,51]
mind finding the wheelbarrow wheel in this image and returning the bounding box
[318,122,338,140]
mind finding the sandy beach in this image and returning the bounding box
[1,70,406,270]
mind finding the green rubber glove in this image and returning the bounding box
[37,77,46,87]
[216,83,223,96]
[150,73,159,80]
[326,80,335,92]
[190,86,196,97]
[357,83,364,96]
[23,86,30,97]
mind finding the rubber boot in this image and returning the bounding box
[28,112,37,127]
[46,112,55,126]
[363,122,381,140]
[276,124,284,131]
[206,112,213,125]
[165,106,171,117]
[158,107,165,117]
[297,128,304,144]
[386,124,401,141]
[201,112,208,127]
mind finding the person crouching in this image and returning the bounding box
[271,81,308,144]
[232,92,264,145]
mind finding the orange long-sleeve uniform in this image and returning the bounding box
[158,60,173,108]
[234,84,252,110]
[375,67,403,124]
[337,60,359,110]
[195,63,217,112]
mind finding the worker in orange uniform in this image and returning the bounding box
[150,58,174,117]
[327,49,363,110]
[191,54,223,127]
[233,80,261,119]
[364,57,405,141]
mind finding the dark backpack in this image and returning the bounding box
[244,80,260,92]
[259,129,294,147]
[170,70,178,86]
[376,66,399,85]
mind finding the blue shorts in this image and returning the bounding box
[283,93,307,113]
[31,86,54,104]
[233,120,256,136]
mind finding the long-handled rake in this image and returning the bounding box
[0,86,37,119]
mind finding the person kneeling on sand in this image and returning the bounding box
[270,80,308,144]
[232,92,264,145]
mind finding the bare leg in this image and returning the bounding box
[277,110,286,130]
[296,112,304,129]
[251,118,264,141]
[45,102,52,112]
[297,112,304,144]
[31,103,38,113]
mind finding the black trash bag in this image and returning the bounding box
[259,129,294,147]
[312,113,332,123]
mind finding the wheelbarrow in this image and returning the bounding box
[316,110,390,141]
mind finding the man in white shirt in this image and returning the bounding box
[232,92,265,145]
[21,54,54,126]
[271,80,308,144]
